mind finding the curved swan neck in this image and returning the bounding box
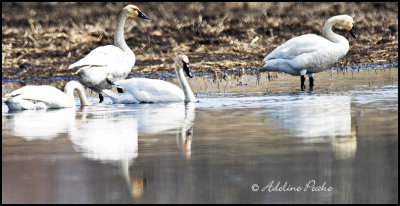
[65,81,91,106]
[174,63,196,102]
[114,9,135,57]
[322,16,348,44]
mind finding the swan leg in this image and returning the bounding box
[307,73,314,91]
[117,87,124,93]
[99,93,104,103]
[309,76,314,90]
[301,75,306,91]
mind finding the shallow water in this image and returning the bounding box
[2,66,398,203]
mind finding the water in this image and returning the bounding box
[2,66,398,203]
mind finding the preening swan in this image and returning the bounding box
[3,81,91,111]
[260,15,356,90]
[104,55,197,103]
[68,5,151,103]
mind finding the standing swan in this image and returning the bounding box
[68,5,151,102]
[260,15,356,90]
[103,55,197,103]
[3,81,91,111]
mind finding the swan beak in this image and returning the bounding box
[349,28,356,39]
[183,63,193,78]
[138,10,151,20]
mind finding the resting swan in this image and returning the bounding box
[3,81,91,111]
[260,15,356,90]
[68,5,151,103]
[103,55,197,103]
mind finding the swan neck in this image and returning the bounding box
[65,83,91,106]
[175,64,196,102]
[322,17,346,44]
[114,10,134,56]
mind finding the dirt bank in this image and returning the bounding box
[2,2,398,80]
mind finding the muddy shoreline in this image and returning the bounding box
[2,2,398,80]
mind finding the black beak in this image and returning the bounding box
[183,62,193,78]
[349,28,356,39]
[138,10,151,20]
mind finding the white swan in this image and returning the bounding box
[68,5,151,103]
[103,55,197,103]
[3,81,91,111]
[102,89,138,104]
[260,15,356,90]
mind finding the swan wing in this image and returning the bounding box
[115,78,185,103]
[68,45,135,70]
[264,34,331,61]
[70,45,135,92]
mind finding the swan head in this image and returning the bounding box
[175,55,193,78]
[335,15,356,39]
[124,5,151,20]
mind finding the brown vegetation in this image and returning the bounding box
[2,2,398,80]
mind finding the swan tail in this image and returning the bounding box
[101,89,138,104]
[102,89,117,98]
[260,62,274,72]
[101,89,119,103]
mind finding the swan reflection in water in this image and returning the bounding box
[4,101,195,198]
[69,102,195,197]
[128,102,195,159]
[264,94,357,159]
[68,108,141,197]
[2,108,76,140]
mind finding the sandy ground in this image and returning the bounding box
[2,2,398,80]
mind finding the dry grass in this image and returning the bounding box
[2,2,398,79]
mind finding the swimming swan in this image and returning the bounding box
[260,15,356,90]
[103,55,197,103]
[3,81,91,111]
[102,90,138,104]
[68,5,151,103]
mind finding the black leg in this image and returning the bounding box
[301,75,306,91]
[117,87,124,93]
[99,93,104,103]
[309,76,314,91]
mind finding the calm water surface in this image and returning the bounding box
[2,68,398,203]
